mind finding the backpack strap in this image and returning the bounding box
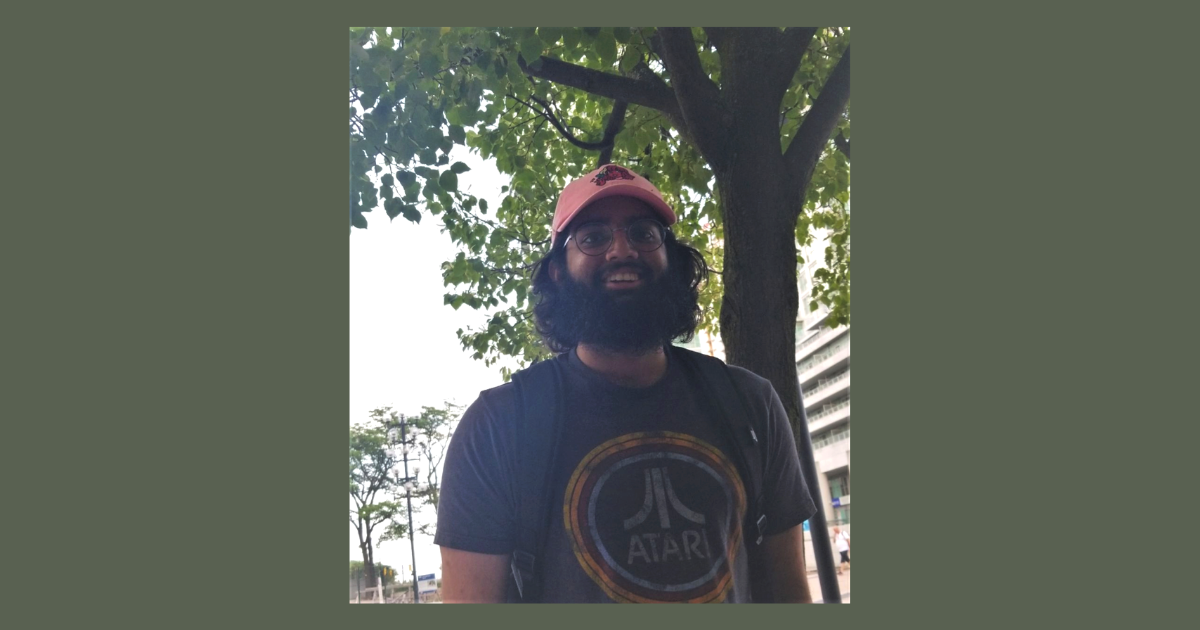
[672,347,773,602]
[671,348,767,546]
[507,355,567,602]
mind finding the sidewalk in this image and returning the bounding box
[808,568,851,603]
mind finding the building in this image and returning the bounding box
[795,232,850,529]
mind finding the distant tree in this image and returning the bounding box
[349,409,407,587]
[350,404,463,576]
[406,401,463,513]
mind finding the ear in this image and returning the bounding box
[549,259,561,282]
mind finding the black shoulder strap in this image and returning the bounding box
[507,355,567,603]
[672,348,767,543]
[672,347,772,602]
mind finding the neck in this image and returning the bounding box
[575,343,668,388]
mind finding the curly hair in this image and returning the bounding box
[528,231,710,354]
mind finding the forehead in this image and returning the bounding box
[569,196,656,227]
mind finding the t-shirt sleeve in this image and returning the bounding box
[433,385,520,555]
[730,367,818,536]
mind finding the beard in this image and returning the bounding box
[537,261,700,354]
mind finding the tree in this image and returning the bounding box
[350,560,397,587]
[349,408,409,587]
[405,401,463,515]
[350,27,850,447]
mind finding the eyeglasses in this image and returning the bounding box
[564,218,667,256]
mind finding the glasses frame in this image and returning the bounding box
[563,218,668,257]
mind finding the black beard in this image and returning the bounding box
[541,262,699,354]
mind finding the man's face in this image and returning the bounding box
[541,196,696,354]
[557,196,669,292]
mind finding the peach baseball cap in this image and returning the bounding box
[550,164,677,248]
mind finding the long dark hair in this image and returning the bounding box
[529,231,710,354]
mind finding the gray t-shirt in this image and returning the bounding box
[435,348,816,603]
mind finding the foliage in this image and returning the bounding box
[350,27,850,377]
[349,411,409,581]
[404,401,463,513]
[350,560,398,586]
[350,404,462,567]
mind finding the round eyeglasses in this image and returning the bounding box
[564,218,667,256]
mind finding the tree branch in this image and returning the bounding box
[657,28,730,166]
[784,46,850,189]
[518,54,680,120]
[597,100,628,166]
[834,131,850,160]
[774,28,819,95]
[507,93,611,151]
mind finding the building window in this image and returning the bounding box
[828,472,849,500]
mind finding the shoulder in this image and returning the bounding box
[723,363,777,398]
[456,381,519,439]
[461,357,564,429]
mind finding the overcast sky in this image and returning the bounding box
[350,146,518,579]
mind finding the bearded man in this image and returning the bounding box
[435,164,816,603]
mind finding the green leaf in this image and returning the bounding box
[380,174,394,187]
[563,28,582,49]
[619,50,639,73]
[450,161,471,174]
[520,35,543,63]
[351,211,367,229]
[537,27,564,44]
[401,205,421,223]
[439,171,458,191]
[612,27,632,44]
[448,125,466,144]
[595,30,617,66]
[385,198,402,219]
[479,199,488,212]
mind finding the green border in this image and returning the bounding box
[15,14,951,627]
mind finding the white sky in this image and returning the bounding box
[350,145,518,580]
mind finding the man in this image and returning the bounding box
[833,527,850,574]
[435,164,817,603]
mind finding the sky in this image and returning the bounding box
[349,146,518,579]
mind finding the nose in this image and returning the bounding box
[605,229,639,261]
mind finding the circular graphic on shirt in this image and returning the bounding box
[563,431,746,603]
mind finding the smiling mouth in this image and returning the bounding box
[603,270,643,288]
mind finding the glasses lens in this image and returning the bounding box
[571,219,666,255]
[627,219,664,250]
[573,222,613,255]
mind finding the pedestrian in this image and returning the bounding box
[434,164,817,603]
[833,526,850,574]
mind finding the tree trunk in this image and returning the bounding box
[713,40,807,434]
[360,540,377,587]
[716,153,805,427]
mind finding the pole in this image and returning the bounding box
[401,416,420,603]
[794,384,841,603]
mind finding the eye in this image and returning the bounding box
[628,221,660,243]
[576,224,610,245]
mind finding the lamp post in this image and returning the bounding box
[386,415,421,604]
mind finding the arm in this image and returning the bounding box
[759,523,812,603]
[439,547,510,603]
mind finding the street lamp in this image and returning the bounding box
[386,414,421,604]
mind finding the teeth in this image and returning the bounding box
[607,272,638,282]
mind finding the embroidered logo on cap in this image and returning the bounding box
[591,165,637,186]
